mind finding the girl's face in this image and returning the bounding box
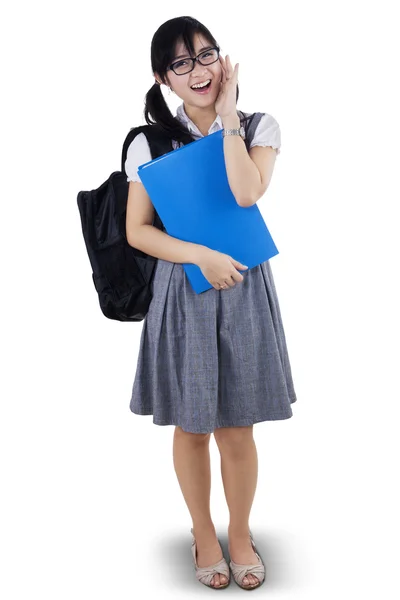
[160,33,222,107]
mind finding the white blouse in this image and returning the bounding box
[125,102,281,183]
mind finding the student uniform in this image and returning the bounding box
[125,103,297,434]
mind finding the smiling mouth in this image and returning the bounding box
[190,79,212,90]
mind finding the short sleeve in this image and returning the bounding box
[249,113,281,155]
[124,132,152,183]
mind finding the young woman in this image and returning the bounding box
[125,15,297,591]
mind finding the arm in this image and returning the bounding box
[222,113,278,208]
[125,134,208,265]
[126,180,207,265]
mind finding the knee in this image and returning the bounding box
[213,425,254,451]
[174,426,211,444]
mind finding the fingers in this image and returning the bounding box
[225,54,232,77]
[220,54,238,81]
[223,55,232,77]
[215,270,244,290]
[231,270,245,283]
[219,56,227,83]
[227,56,239,81]
[220,55,229,81]
[214,279,232,290]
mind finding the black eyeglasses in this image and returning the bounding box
[168,46,220,76]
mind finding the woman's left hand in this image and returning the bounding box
[215,54,239,119]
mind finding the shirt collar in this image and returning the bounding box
[176,102,223,136]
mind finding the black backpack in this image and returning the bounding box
[77,112,264,322]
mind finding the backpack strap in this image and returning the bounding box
[239,111,265,152]
[141,125,175,159]
[121,125,146,174]
[121,124,173,174]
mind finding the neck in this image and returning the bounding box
[183,102,218,136]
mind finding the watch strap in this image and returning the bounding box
[222,126,246,139]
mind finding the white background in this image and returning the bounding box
[1,1,399,598]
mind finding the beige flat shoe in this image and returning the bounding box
[191,528,230,589]
[229,529,266,590]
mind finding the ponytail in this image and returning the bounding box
[144,83,193,145]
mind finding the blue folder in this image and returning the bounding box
[137,129,279,294]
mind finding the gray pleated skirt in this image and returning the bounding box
[129,258,297,434]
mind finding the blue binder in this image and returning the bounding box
[137,129,279,294]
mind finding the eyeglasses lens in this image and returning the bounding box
[172,48,219,75]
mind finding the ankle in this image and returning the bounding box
[228,523,250,538]
[193,520,216,534]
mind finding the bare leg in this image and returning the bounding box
[173,426,228,587]
[213,425,260,587]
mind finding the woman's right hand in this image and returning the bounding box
[196,248,248,290]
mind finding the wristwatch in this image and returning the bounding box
[222,125,246,140]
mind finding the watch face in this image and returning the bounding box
[240,126,246,138]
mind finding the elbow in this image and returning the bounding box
[126,220,148,247]
[236,193,257,208]
[237,198,252,208]
[237,184,269,208]
[235,191,252,208]
[126,228,134,247]
[126,228,141,248]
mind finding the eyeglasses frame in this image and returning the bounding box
[168,46,220,76]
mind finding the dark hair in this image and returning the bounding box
[144,16,241,144]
